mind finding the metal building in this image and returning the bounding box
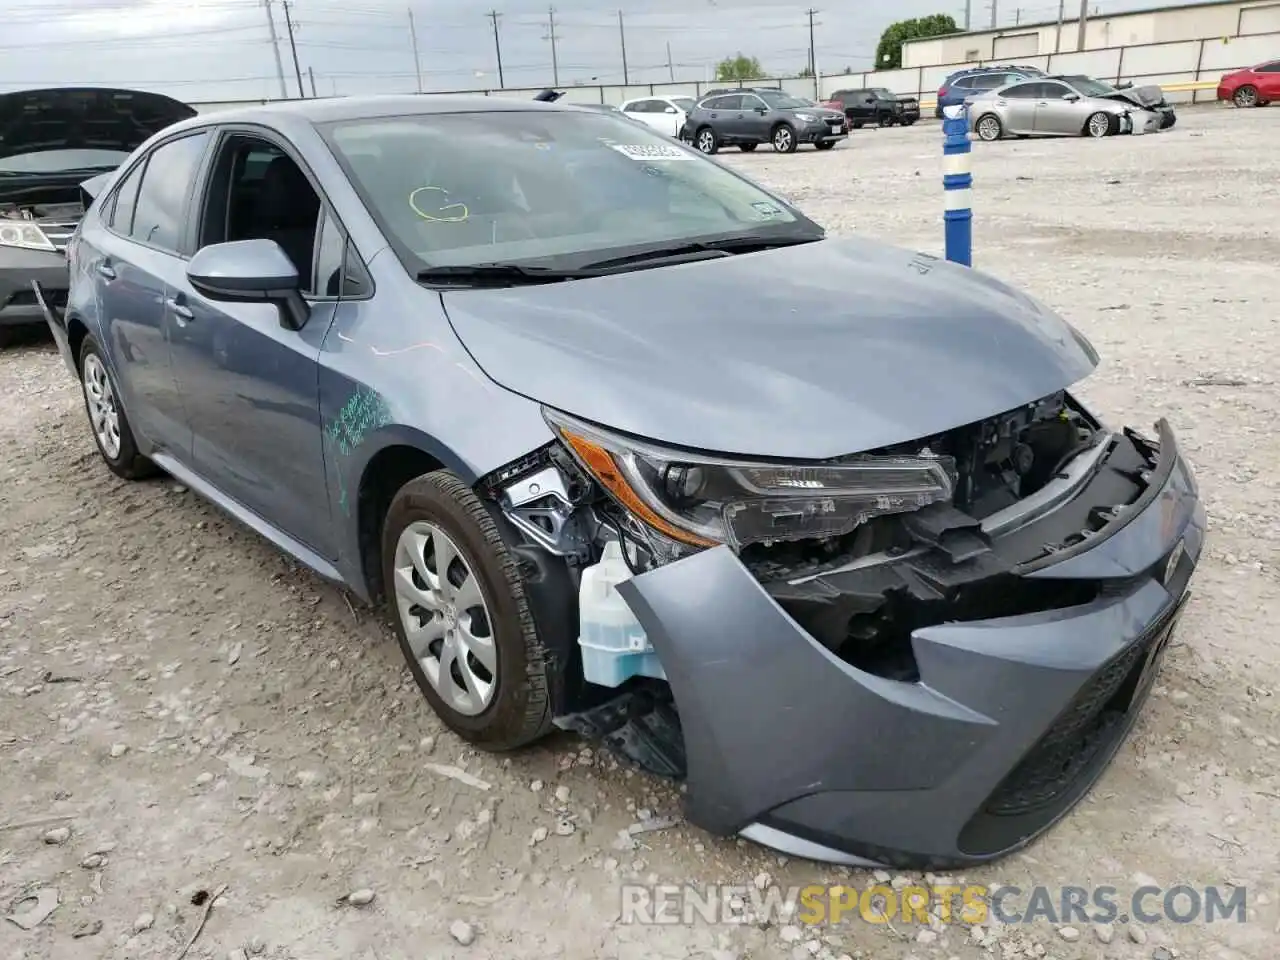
[902,0,1280,67]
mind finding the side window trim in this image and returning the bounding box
[107,156,148,235]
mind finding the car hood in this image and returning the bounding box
[440,237,1099,459]
[1098,84,1165,108]
[0,87,196,162]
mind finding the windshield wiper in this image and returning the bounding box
[578,233,821,272]
[416,263,593,287]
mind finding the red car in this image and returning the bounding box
[1217,59,1280,108]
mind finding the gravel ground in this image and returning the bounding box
[3,104,1279,960]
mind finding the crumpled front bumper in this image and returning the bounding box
[617,420,1203,868]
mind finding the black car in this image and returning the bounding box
[0,87,194,335]
[825,87,919,128]
[683,88,847,154]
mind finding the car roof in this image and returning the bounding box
[160,94,601,133]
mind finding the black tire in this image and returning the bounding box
[853,121,864,129]
[382,470,553,751]
[814,140,836,150]
[1233,85,1258,108]
[1084,110,1117,138]
[694,126,719,154]
[878,113,891,127]
[738,142,758,152]
[771,123,798,153]
[975,112,1003,141]
[902,119,917,126]
[77,335,156,481]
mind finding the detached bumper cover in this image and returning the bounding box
[0,248,68,326]
[617,420,1203,868]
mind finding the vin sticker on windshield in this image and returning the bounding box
[608,143,691,160]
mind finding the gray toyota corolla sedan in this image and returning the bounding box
[41,95,1203,868]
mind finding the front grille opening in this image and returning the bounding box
[777,575,1100,683]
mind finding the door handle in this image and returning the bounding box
[96,263,116,280]
[165,298,194,321]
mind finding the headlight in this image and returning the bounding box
[0,221,56,253]
[794,112,818,122]
[544,408,956,549]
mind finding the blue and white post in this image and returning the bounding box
[941,103,973,267]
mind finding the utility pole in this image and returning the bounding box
[618,10,629,85]
[666,41,674,81]
[989,0,998,29]
[1054,0,1065,53]
[1076,0,1089,50]
[408,7,423,93]
[281,0,305,98]
[262,0,288,98]
[308,66,317,97]
[1015,7,1021,24]
[543,6,560,88]
[486,11,505,88]
[805,8,819,98]
[963,0,971,30]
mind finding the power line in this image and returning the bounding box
[487,10,505,88]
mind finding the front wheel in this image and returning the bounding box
[902,119,917,127]
[383,471,553,750]
[694,126,719,154]
[771,123,797,153]
[1233,85,1258,108]
[1085,111,1116,138]
[78,336,156,480]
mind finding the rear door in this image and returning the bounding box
[1257,61,1280,99]
[996,81,1040,133]
[87,130,212,454]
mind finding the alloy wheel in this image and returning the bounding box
[1087,112,1111,138]
[696,130,716,153]
[773,127,793,151]
[82,353,122,460]
[393,521,497,716]
[977,116,1000,141]
[1234,86,1257,108]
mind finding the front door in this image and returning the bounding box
[1256,61,1280,100]
[998,81,1040,134]
[1033,81,1090,134]
[166,133,341,557]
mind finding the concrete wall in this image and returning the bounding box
[903,0,1280,66]
[189,28,1279,116]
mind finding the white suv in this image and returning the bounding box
[619,95,697,138]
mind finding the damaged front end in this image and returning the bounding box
[479,391,1203,867]
[1101,83,1177,132]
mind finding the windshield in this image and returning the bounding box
[1062,76,1116,97]
[323,110,816,273]
[0,147,129,174]
[757,91,813,109]
[670,97,695,112]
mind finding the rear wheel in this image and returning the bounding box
[78,336,156,481]
[738,142,758,152]
[975,113,1003,141]
[1233,85,1258,108]
[694,126,719,154]
[771,123,797,153]
[1085,111,1116,138]
[383,471,553,750]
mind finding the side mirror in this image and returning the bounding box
[187,238,310,331]
[1062,92,1081,101]
[756,106,768,114]
[664,106,677,114]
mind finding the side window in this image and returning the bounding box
[1258,62,1280,73]
[312,209,345,298]
[741,95,765,111]
[1003,83,1039,98]
[1037,82,1072,98]
[108,160,146,234]
[952,77,973,89]
[130,132,210,253]
[197,133,322,285]
[973,75,1004,90]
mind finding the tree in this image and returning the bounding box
[715,53,763,81]
[875,14,959,70]
[798,65,814,78]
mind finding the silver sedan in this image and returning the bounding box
[965,75,1172,141]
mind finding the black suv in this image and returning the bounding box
[683,88,847,154]
[825,88,919,128]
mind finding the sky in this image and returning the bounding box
[4,0,1210,103]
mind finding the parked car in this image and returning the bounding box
[824,88,919,127]
[1217,59,1280,107]
[935,64,1045,117]
[41,93,1202,870]
[966,74,1175,140]
[620,95,697,138]
[0,87,194,335]
[684,88,847,153]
